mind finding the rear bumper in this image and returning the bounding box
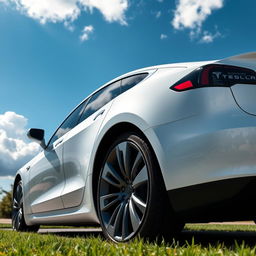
[167,176,256,222]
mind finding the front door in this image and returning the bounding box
[28,137,65,213]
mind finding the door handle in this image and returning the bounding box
[94,109,105,120]
[54,139,63,148]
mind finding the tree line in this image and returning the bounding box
[0,187,12,218]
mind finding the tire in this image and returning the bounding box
[97,132,183,242]
[12,180,40,232]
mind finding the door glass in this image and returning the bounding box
[48,99,88,146]
[79,80,121,123]
[121,73,148,93]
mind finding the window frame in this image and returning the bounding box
[77,79,121,124]
[46,72,149,149]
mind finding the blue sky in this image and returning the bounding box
[0,0,256,193]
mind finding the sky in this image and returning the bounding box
[0,0,256,194]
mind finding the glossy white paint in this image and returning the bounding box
[14,52,256,226]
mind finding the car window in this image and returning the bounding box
[79,80,121,123]
[48,99,89,146]
[121,73,148,93]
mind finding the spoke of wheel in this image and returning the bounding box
[122,202,129,239]
[128,198,141,232]
[115,145,126,179]
[100,193,121,212]
[132,166,148,188]
[13,210,20,230]
[131,194,146,214]
[17,209,22,229]
[107,203,121,227]
[19,194,23,207]
[116,142,131,179]
[112,202,125,237]
[123,142,132,179]
[131,151,143,180]
[102,163,125,188]
[16,185,22,201]
[13,198,19,210]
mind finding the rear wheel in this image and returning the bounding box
[97,132,183,242]
[12,180,40,232]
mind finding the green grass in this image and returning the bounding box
[0,224,98,229]
[0,224,10,229]
[0,224,256,255]
[185,224,256,232]
[1,223,256,232]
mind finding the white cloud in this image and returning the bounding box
[172,0,224,31]
[13,0,80,24]
[80,25,94,41]
[0,111,40,177]
[1,0,129,25]
[160,33,167,39]
[200,30,221,43]
[0,176,14,180]
[81,0,128,25]
[156,11,161,18]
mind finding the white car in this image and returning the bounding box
[13,52,256,242]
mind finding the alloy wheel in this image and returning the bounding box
[98,140,149,241]
[12,181,24,231]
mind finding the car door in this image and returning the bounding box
[28,101,86,213]
[61,80,121,208]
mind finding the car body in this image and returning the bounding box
[13,52,256,241]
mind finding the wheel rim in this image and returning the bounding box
[12,182,23,230]
[99,140,149,241]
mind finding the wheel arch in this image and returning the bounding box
[91,121,165,214]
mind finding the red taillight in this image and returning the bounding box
[170,64,256,92]
[172,80,194,91]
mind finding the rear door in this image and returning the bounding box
[61,80,121,208]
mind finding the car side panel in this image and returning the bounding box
[97,67,256,192]
[143,86,256,192]
[60,101,113,208]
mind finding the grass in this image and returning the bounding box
[185,224,256,232]
[0,224,256,255]
[0,224,98,229]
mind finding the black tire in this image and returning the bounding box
[97,132,183,242]
[12,180,40,232]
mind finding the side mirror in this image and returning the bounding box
[27,128,46,149]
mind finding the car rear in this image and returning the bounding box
[142,53,256,222]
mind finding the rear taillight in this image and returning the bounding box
[172,80,193,91]
[171,64,256,92]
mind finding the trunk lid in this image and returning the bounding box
[216,52,256,115]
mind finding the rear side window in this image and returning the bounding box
[121,73,148,93]
[79,80,121,123]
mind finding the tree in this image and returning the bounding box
[0,187,12,218]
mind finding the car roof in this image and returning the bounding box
[83,52,256,108]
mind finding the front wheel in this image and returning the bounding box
[97,132,182,242]
[12,180,40,232]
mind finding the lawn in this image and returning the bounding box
[0,224,256,255]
